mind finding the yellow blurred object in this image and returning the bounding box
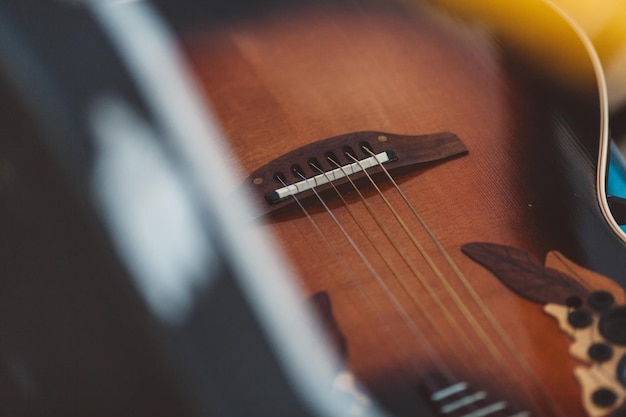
[552,0,626,107]
[422,0,626,106]
[552,0,626,61]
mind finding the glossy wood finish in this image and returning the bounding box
[181,2,626,416]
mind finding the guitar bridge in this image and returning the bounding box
[266,149,397,204]
[244,130,467,215]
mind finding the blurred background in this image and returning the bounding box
[553,0,626,226]
[426,0,626,229]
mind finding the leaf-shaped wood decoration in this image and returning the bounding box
[461,242,591,305]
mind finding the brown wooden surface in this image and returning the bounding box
[181,2,619,416]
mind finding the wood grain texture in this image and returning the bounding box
[181,2,626,416]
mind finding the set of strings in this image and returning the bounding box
[277,145,565,416]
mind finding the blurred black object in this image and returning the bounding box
[0,2,344,417]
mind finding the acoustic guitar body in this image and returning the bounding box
[180,1,626,416]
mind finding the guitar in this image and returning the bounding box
[171,0,626,416]
[3,0,626,416]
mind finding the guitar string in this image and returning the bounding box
[290,171,456,383]
[359,147,562,416]
[352,149,512,363]
[288,152,532,410]
[330,154,529,411]
[276,175,453,390]
[276,145,563,414]
[278,177,449,385]
[309,161,477,378]
[314,158,484,380]
[359,146,566,417]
